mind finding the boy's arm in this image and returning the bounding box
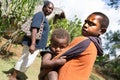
[41,53,66,68]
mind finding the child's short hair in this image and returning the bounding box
[88,12,109,28]
[51,28,70,43]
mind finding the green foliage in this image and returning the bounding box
[95,54,109,65]
[49,17,82,42]
[101,57,120,79]
[103,0,120,9]
[95,52,120,79]
[95,30,120,79]
[103,30,120,57]
[0,0,42,37]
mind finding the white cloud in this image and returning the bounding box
[49,0,120,32]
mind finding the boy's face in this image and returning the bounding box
[82,14,103,37]
[50,36,68,55]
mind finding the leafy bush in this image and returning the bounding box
[49,17,82,42]
[95,56,120,80]
[0,0,42,37]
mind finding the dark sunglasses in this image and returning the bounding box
[84,20,96,26]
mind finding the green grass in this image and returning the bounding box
[90,73,105,80]
[0,58,16,80]
[0,57,41,80]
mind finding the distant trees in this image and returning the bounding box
[95,1,120,79]
[103,0,120,9]
[102,0,120,58]
[95,30,120,80]
[103,30,120,58]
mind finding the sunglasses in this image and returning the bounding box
[84,20,96,26]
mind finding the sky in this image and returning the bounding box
[49,0,120,32]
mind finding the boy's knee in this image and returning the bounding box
[48,71,58,76]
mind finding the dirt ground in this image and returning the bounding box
[0,37,23,58]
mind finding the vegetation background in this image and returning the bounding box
[0,0,120,80]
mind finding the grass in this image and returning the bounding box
[90,72,105,80]
[0,58,16,80]
[0,57,41,80]
[0,38,42,80]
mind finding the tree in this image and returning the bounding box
[0,0,42,58]
[0,0,42,37]
[103,0,120,9]
[103,30,120,58]
[49,16,82,44]
[95,30,120,80]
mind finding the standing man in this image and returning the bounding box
[9,1,54,80]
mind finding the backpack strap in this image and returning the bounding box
[35,12,44,39]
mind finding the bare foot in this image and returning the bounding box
[8,73,17,80]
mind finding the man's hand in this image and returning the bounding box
[29,44,36,54]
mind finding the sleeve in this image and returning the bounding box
[61,39,91,60]
[31,12,43,28]
[40,47,54,57]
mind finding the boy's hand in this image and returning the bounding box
[55,56,67,65]
[59,56,66,59]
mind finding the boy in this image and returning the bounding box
[38,28,70,80]
[53,12,109,80]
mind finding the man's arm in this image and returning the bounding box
[29,28,37,54]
